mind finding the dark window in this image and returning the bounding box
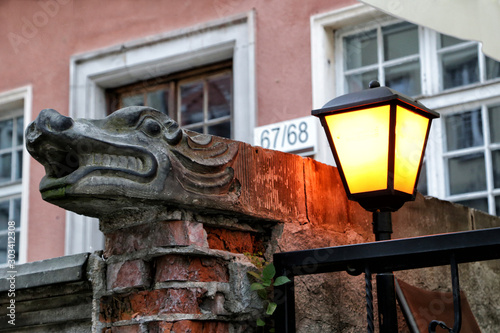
[107,62,232,139]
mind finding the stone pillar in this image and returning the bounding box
[97,214,263,332]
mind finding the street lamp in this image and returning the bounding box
[312,80,439,213]
[312,81,439,332]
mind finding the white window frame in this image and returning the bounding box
[310,4,386,165]
[336,18,424,97]
[422,88,500,215]
[0,85,32,265]
[67,12,256,255]
[311,4,500,214]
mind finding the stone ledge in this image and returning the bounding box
[0,253,89,291]
[0,303,91,329]
[0,320,91,333]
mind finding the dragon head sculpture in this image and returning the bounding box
[25,106,240,217]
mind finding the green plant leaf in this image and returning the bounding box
[257,289,268,299]
[257,318,266,326]
[266,302,277,315]
[250,282,265,291]
[262,280,272,287]
[269,329,275,333]
[247,271,263,281]
[262,263,276,281]
[273,276,291,286]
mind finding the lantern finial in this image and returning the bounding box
[369,80,380,89]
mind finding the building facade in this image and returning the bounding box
[1,0,499,264]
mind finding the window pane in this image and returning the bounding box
[121,94,144,107]
[15,150,22,181]
[0,234,6,264]
[344,29,377,70]
[445,109,483,151]
[147,89,169,114]
[494,197,500,216]
[208,74,231,120]
[486,56,500,80]
[0,233,19,264]
[0,153,12,184]
[416,160,427,195]
[16,116,24,146]
[488,105,500,143]
[383,22,418,61]
[13,198,21,224]
[0,200,8,231]
[441,45,479,89]
[345,70,378,93]
[440,35,465,48]
[456,197,488,213]
[208,122,231,138]
[180,81,204,126]
[448,153,486,195]
[491,150,500,188]
[385,60,421,96]
[0,119,13,149]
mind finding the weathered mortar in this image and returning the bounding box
[20,106,500,332]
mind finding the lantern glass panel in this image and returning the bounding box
[325,105,390,194]
[394,106,430,194]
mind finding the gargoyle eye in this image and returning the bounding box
[141,118,162,137]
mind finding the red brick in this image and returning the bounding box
[205,227,257,253]
[148,321,229,333]
[107,259,150,290]
[102,325,141,333]
[147,322,173,333]
[104,223,151,256]
[104,221,208,256]
[173,320,229,333]
[100,288,206,323]
[153,221,208,248]
[155,255,229,283]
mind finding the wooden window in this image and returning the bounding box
[106,62,232,139]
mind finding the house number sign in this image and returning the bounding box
[254,116,317,156]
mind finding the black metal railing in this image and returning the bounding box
[273,227,500,333]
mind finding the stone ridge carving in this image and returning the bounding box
[25,106,240,217]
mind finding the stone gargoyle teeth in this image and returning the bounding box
[80,153,149,173]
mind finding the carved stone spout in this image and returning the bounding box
[26,107,240,218]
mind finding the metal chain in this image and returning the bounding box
[365,266,375,333]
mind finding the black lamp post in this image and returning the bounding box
[312,81,439,332]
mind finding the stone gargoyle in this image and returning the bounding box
[25,107,240,218]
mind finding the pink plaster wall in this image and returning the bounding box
[0,0,356,262]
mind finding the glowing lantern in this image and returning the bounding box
[312,81,439,212]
